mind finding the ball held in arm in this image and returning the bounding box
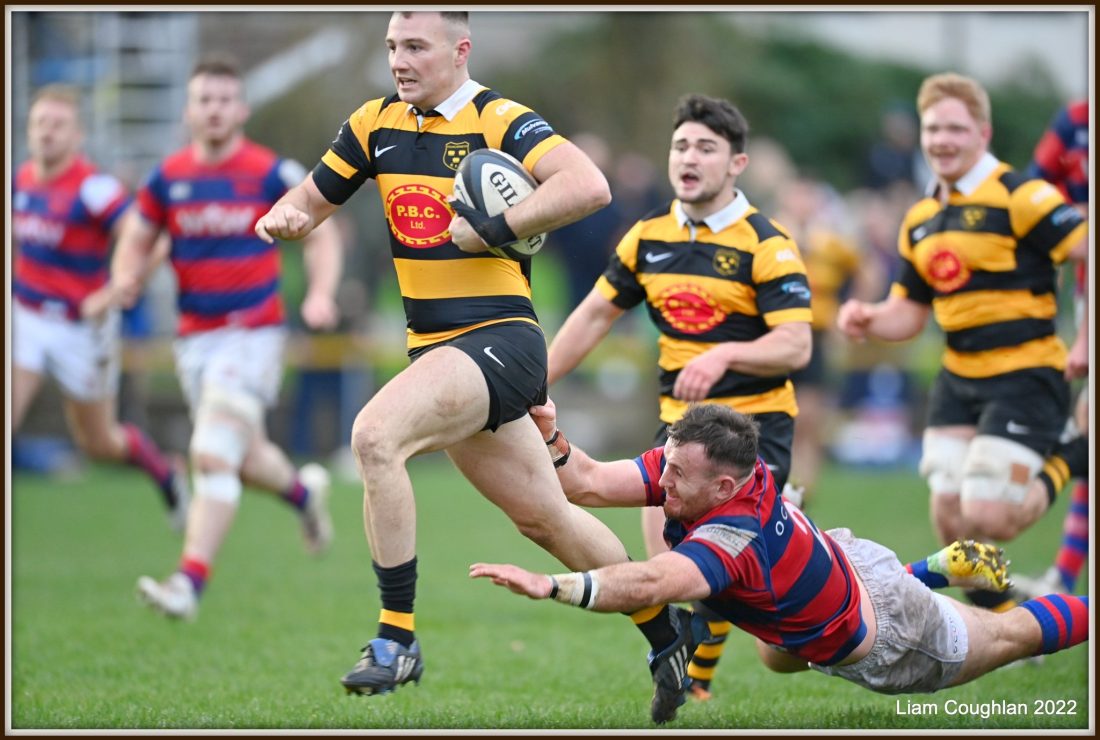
[452,148,548,260]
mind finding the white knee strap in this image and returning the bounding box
[919,431,969,497]
[190,385,264,468]
[194,470,242,504]
[961,434,1044,505]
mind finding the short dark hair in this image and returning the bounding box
[440,11,469,25]
[190,52,242,81]
[673,94,749,154]
[394,10,469,32]
[667,404,759,478]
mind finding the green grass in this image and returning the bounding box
[10,457,1092,730]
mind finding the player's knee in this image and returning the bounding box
[193,470,243,505]
[919,431,969,496]
[350,412,400,471]
[960,434,1043,511]
[962,498,1037,541]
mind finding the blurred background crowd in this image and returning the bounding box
[9,8,1090,480]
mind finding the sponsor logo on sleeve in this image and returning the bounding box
[514,119,554,140]
[690,523,757,559]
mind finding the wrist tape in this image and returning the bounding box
[547,571,600,609]
[546,429,572,468]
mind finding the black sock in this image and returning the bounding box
[965,588,1016,611]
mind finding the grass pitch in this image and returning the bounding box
[9,456,1091,731]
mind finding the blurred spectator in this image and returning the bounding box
[287,214,374,469]
[829,189,919,469]
[774,175,872,504]
[736,135,796,215]
[863,102,928,197]
[550,132,624,311]
[611,149,667,224]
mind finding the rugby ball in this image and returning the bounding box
[452,148,547,260]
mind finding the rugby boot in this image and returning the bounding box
[136,572,198,621]
[933,539,1011,591]
[341,638,424,695]
[647,605,708,724]
[298,463,334,556]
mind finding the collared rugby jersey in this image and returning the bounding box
[310,79,565,349]
[137,139,303,336]
[13,156,130,319]
[893,153,1087,378]
[634,450,866,665]
[596,193,812,424]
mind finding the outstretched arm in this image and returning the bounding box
[529,399,651,508]
[470,551,710,613]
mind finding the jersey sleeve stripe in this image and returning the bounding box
[321,150,357,180]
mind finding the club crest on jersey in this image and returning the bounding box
[960,206,986,230]
[656,283,726,335]
[385,183,453,249]
[713,248,741,276]
[924,240,971,293]
[443,141,470,171]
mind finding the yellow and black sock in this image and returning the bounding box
[374,557,417,646]
[1037,435,1089,505]
[688,619,731,691]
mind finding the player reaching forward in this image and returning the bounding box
[473,402,1088,722]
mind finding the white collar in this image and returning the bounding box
[924,152,1000,197]
[407,78,483,121]
[673,189,751,233]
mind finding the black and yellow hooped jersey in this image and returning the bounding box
[596,197,813,424]
[892,156,1087,378]
[311,80,565,349]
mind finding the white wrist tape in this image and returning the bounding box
[548,571,600,609]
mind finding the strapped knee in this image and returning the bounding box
[960,435,1044,505]
[190,385,264,469]
[919,431,969,496]
[193,470,243,504]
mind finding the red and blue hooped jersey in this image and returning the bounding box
[137,139,304,336]
[634,449,865,665]
[13,157,130,319]
[1028,100,1088,207]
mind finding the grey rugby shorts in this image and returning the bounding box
[811,528,969,694]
